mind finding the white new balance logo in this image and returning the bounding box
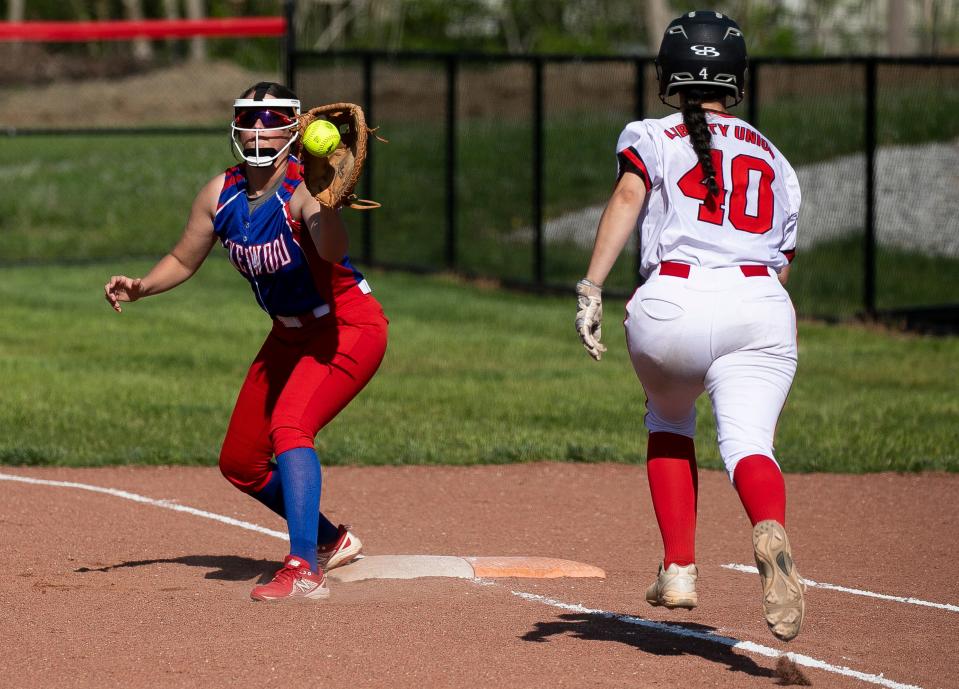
[293,578,317,594]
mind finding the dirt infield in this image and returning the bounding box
[2,464,956,689]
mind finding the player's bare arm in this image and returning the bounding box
[778,264,791,286]
[104,174,220,312]
[295,184,349,263]
[575,171,648,361]
[585,172,648,286]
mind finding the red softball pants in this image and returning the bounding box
[218,296,388,493]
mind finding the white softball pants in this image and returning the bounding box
[624,264,798,480]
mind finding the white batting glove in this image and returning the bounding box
[575,278,607,361]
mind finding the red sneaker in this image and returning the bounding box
[317,525,363,571]
[250,555,329,602]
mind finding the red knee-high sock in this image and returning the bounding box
[646,432,698,567]
[733,454,786,527]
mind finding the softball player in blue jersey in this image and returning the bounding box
[105,82,384,601]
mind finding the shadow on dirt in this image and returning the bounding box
[74,554,278,582]
[521,613,777,681]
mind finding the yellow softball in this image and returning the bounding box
[302,119,341,157]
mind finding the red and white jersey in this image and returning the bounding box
[617,110,800,278]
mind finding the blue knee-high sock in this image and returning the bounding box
[251,467,342,545]
[250,470,286,515]
[275,447,322,572]
[316,511,341,545]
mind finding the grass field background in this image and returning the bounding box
[1,259,956,472]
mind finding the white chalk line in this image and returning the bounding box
[0,472,927,689]
[511,591,922,689]
[722,563,959,613]
[0,471,288,541]
[4,472,952,615]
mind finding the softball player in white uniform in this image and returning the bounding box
[575,11,805,642]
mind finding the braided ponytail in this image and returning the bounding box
[680,88,719,197]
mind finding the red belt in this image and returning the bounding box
[660,261,769,278]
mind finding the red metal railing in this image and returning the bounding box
[0,18,285,42]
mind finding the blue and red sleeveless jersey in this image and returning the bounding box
[212,156,367,318]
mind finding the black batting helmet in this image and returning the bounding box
[656,11,748,106]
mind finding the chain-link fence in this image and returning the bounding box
[748,59,959,324]
[3,38,956,327]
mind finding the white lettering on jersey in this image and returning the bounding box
[224,235,294,277]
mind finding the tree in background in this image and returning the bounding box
[122,0,153,60]
[291,0,958,55]
[6,0,23,21]
[0,0,956,56]
[187,0,207,61]
[296,0,668,53]
[671,0,957,55]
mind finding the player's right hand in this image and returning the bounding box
[104,275,144,313]
[575,278,607,361]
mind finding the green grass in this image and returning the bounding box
[1,260,956,472]
[771,236,959,318]
[0,133,228,261]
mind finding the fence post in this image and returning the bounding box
[863,58,877,317]
[532,57,545,286]
[633,58,646,287]
[362,53,374,266]
[445,55,458,271]
[747,60,759,126]
[283,0,295,89]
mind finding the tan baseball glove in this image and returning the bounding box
[296,103,384,210]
